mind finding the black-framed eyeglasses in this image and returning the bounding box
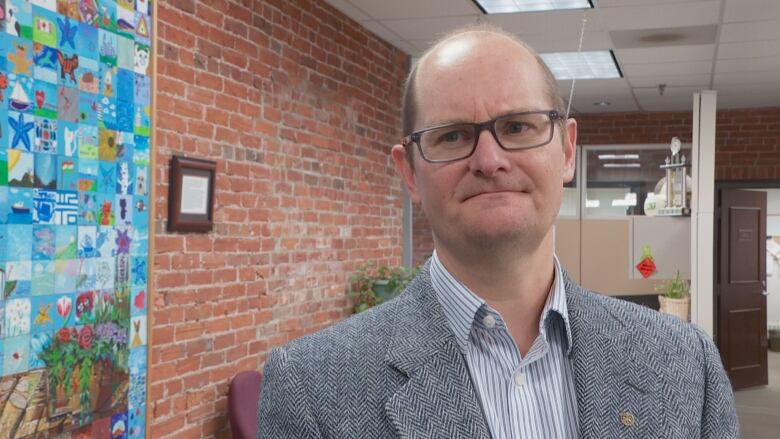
[402,110,563,163]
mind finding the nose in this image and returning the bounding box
[467,128,511,178]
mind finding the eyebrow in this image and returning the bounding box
[424,108,540,128]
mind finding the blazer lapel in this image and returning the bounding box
[565,275,662,438]
[384,266,491,439]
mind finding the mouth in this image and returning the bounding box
[462,190,523,202]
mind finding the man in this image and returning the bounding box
[257,25,739,438]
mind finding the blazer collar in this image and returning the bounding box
[384,262,491,439]
[564,272,662,437]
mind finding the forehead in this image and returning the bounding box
[414,34,550,127]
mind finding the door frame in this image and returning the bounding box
[714,180,778,348]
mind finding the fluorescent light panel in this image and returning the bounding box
[540,50,622,80]
[603,163,641,168]
[598,154,639,160]
[472,0,593,14]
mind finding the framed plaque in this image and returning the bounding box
[167,156,216,233]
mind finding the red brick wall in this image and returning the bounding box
[411,107,780,263]
[152,1,408,437]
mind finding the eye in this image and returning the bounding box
[441,131,464,142]
[505,122,526,134]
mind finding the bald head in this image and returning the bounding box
[401,25,566,164]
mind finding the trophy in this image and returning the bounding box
[657,137,691,216]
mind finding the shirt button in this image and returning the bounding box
[513,370,525,387]
[483,315,496,328]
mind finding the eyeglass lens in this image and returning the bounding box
[419,112,553,161]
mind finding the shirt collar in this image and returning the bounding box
[430,250,573,355]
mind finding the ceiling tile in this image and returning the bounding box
[558,78,633,95]
[714,70,780,85]
[360,20,403,43]
[718,40,780,59]
[615,44,714,64]
[633,85,702,98]
[596,1,720,31]
[628,73,710,87]
[715,57,780,73]
[351,0,478,20]
[486,9,604,34]
[720,19,780,42]
[323,0,372,22]
[595,0,705,6]
[379,16,479,41]
[621,60,712,77]
[571,93,639,112]
[723,0,780,23]
[515,31,613,52]
[637,98,694,111]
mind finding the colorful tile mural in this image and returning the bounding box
[0,0,152,437]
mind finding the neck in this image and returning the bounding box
[434,230,556,355]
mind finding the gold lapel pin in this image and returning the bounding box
[620,411,636,427]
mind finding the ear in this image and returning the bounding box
[391,144,421,203]
[562,118,577,183]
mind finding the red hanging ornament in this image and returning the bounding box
[636,245,657,279]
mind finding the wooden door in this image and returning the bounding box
[716,189,768,389]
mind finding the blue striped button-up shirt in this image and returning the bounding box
[430,251,579,439]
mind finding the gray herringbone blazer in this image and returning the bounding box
[257,264,739,438]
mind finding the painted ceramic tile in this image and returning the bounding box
[32,0,57,11]
[56,0,80,20]
[98,29,117,66]
[133,12,149,46]
[28,330,52,368]
[116,130,133,160]
[99,62,116,98]
[0,187,7,223]
[32,6,58,48]
[33,42,60,83]
[30,260,55,295]
[98,127,117,160]
[116,36,134,72]
[77,190,97,224]
[57,52,79,88]
[6,224,32,260]
[99,95,116,128]
[128,223,146,256]
[77,159,97,195]
[133,42,148,76]
[115,251,128,284]
[29,296,55,333]
[116,159,131,194]
[33,117,57,156]
[77,224,95,257]
[5,260,33,296]
[76,256,95,291]
[129,315,144,348]
[77,123,98,159]
[32,224,55,259]
[33,151,56,188]
[6,0,33,39]
[55,189,78,224]
[130,256,144,287]
[135,0,149,16]
[130,286,144,316]
[132,165,146,196]
[76,20,98,57]
[133,105,148,136]
[111,411,129,439]
[116,193,131,225]
[56,15,78,53]
[57,154,78,190]
[0,146,6,187]
[98,160,114,193]
[55,224,77,258]
[58,119,77,156]
[0,225,6,262]
[53,257,77,293]
[6,223,32,260]
[94,256,114,290]
[57,85,79,122]
[7,149,34,186]
[128,346,146,438]
[75,55,99,94]
[33,188,78,224]
[3,334,30,375]
[77,89,97,123]
[8,110,35,150]
[96,225,116,256]
[98,0,117,31]
[6,187,33,223]
[32,80,58,119]
[4,298,31,336]
[78,0,99,26]
[133,72,148,105]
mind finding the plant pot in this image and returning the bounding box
[372,280,395,303]
[658,295,690,321]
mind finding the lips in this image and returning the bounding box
[461,189,523,201]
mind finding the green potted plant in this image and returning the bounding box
[656,270,690,321]
[348,262,419,313]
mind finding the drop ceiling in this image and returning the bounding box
[323,0,780,113]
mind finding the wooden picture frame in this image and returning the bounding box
[168,156,216,233]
